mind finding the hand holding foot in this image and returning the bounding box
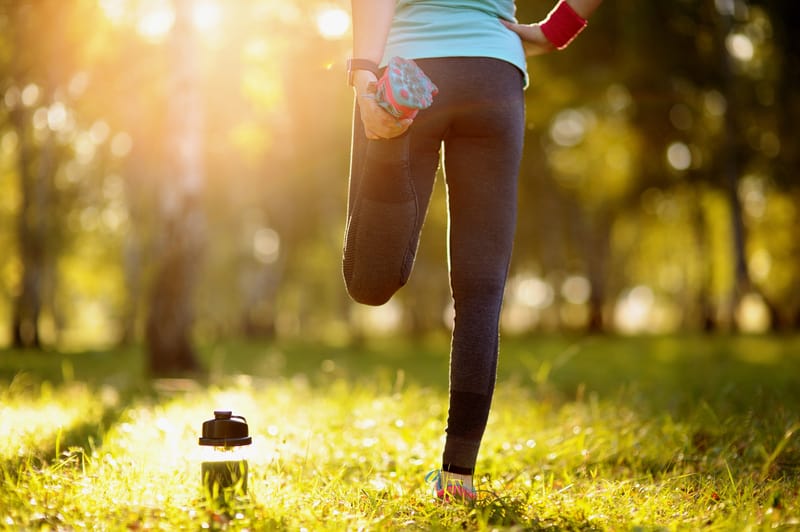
[354,71,413,140]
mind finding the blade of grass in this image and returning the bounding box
[761,422,800,480]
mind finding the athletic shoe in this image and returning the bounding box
[375,57,438,120]
[425,469,477,503]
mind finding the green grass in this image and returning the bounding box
[2,334,800,530]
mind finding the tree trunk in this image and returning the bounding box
[716,6,782,331]
[584,209,611,333]
[690,187,717,332]
[10,105,46,349]
[146,0,205,375]
[146,214,202,374]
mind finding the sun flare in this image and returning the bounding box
[316,7,349,40]
[136,0,175,42]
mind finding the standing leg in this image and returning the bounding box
[438,58,525,477]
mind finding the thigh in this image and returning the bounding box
[438,59,526,280]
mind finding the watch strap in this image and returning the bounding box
[347,58,381,86]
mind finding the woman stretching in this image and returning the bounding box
[343,0,602,501]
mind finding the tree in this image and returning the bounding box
[145,0,204,375]
[4,1,72,348]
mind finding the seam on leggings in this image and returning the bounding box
[400,177,420,283]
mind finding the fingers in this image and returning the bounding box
[500,19,556,56]
[499,19,518,33]
[500,19,530,38]
[359,97,413,139]
[354,72,415,139]
[364,118,412,140]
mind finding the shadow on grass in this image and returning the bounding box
[497,334,800,416]
[4,334,800,414]
[3,334,800,475]
[0,395,128,480]
[0,345,146,388]
[0,347,177,480]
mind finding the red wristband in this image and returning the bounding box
[540,1,588,50]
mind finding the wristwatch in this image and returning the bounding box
[347,58,381,86]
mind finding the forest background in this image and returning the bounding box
[1,0,798,373]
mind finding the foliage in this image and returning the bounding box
[0,0,799,350]
[2,335,800,529]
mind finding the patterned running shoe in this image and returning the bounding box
[425,470,477,503]
[376,57,438,120]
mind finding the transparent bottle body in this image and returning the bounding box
[200,445,250,495]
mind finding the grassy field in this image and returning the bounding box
[1,334,799,530]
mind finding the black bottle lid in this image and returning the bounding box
[198,410,252,447]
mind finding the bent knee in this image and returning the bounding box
[345,278,399,307]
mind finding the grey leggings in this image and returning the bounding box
[343,57,525,472]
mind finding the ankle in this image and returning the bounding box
[442,471,474,491]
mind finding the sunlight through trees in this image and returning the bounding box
[0,0,798,354]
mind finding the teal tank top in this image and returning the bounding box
[381,0,528,86]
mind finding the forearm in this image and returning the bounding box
[565,0,602,20]
[351,0,395,63]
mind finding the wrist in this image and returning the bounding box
[540,1,588,50]
[347,58,381,86]
[531,23,557,52]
